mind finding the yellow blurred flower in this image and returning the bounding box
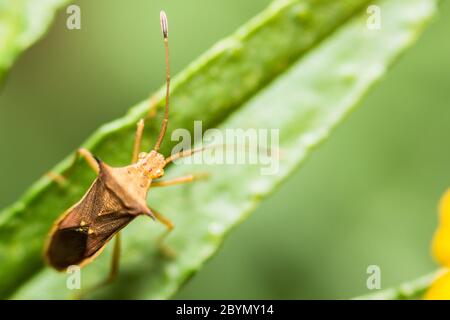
[425,189,450,300]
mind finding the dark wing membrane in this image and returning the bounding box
[47,214,134,270]
[47,227,89,270]
[46,177,135,270]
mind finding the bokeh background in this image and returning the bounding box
[1,0,449,299]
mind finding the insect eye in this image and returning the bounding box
[138,152,147,159]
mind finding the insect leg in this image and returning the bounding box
[131,119,145,163]
[75,148,100,174]
[151,172,209,187]
[109,232,121,282]
[149,207,176,258]
[74,233,122,300]
[46,148,99,187]
[130,96,161,163]
[45,172,68,186]
[152,208,174,231]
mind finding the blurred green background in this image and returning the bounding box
[1,0,449,299]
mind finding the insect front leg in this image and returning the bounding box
[131,119,145,163]
[130,95,160,164]
[74,148,100,173]
[46,148,99,187]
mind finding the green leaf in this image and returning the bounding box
[354,271,440,300]
[0,0,438,299]
[0,0,70,85]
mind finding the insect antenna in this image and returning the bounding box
[164,145,221,165]
[153,10,170,152]
[164,144,275,165]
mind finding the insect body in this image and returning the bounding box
[45,152,162,270]
[44,11,204,290]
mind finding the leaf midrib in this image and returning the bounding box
[196,0,372,143]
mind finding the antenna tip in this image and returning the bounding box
[160,10,168,38]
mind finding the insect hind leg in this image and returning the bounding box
[73,233,121,300]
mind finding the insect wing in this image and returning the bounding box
[46,177,134,270]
